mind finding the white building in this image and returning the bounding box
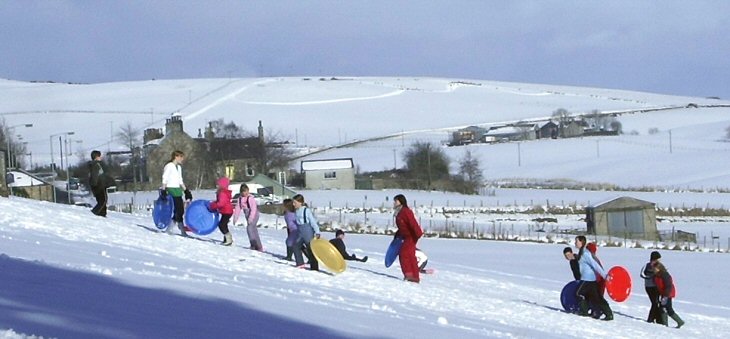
[301,158,355,190]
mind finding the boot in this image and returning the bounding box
[285,246,293,261]
[222,233,233,246]
[578,299,590,316]
[659,311,668,326]
[669,313,684,328]
[178,222,188,237]
[600,302,614,321]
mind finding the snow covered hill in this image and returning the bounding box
[2,76,729,189]
[2,196,729,338]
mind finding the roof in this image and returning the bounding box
[301,158,354,171]
[196,137,262,160]
[590,196,655,211]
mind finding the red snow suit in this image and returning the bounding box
[396,206,423,282]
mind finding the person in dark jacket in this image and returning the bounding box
[330,229,368,262]
[563,247,581,280]
[88,150,112,217]
[640,251,663,323]
[654,261,685,328]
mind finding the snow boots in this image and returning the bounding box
[166,221,186,236]
[578,300,591,317]
[222,233,233,246]
[669,313,685,328]
[659,312,668,326]
[599,304,614,321]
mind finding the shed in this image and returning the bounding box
[301,158,355,190]
[585,196,658,240]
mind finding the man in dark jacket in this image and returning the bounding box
[563,247,581,280]
[88,150,112,217]
[330,230,368,262]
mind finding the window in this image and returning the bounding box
[324,171,336,179]
[245,163,255,177]
[225,164,235,179]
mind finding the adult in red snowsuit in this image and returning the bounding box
[393,194,423,283]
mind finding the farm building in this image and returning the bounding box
[585,196,658,241]
[301,158,355,190]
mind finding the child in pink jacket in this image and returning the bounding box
[209,177,234,246]
[233,184,262,251]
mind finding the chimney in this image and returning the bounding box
[205,122,215,141]
[143,128,163,144]
[258,120,264,143]
[165,114,183,135]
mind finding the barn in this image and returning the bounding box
[585,196,658,241]
[301,158,355,190]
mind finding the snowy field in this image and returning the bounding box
[99,188,730,250]
[2,195,729,339]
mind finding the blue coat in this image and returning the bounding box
[578,249,606,282]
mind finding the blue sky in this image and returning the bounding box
[2,0,729,98]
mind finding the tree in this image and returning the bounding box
[552,108,571,136]
[258,129,296,177]
[459,149,484,194]
[0,120,29,169]
[115,122,142,185]
[403,142,450,190]
[209,119,249,139]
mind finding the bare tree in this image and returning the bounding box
[259,128,295,177]
[455,149,484,194]
[552,108,571,137]
[209,119,249,139]
[115,122,142,184]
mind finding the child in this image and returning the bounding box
[282,199,299,260]
[574,235,613,320]
[654,261,685,328]
[233,184,263,251]
[393,194,423,283]
[292,194,320,271]
[640,251,662,324]
[161,150,191,236]
[563,247,581,280]
[208,177,234,246]
[330,229,368,262]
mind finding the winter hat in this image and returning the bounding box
[586,242,597,254]
[335,229,345,237]
[217,177,230,188]
[650,251,661,261]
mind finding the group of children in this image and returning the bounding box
[160,150,263,250]
[158,149,426,279]
[563,237,684,328]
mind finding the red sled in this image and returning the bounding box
[605,266,632,302]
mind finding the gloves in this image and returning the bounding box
[159,189,168,199]
[660,296,668,306]
[184,189,193,201]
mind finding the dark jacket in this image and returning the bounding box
[330,238,356,260]
[569,259,581,280]
[88,160,113,189]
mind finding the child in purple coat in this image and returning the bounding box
[282,199,299,260]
